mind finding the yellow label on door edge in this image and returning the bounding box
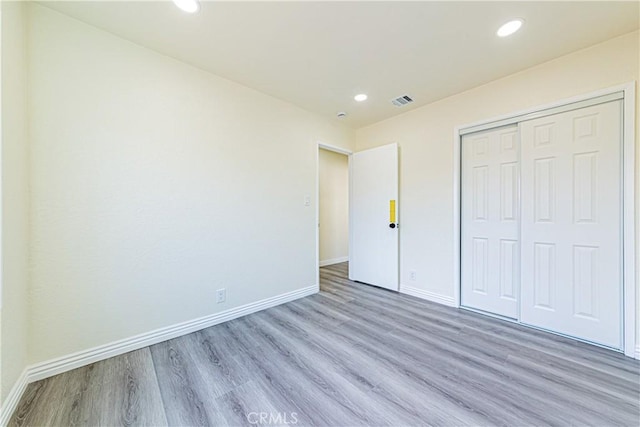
[390,200,396,223]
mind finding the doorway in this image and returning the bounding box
[318,147,350,271]
[315,142,400,292]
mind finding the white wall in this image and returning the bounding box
[1,1,29,404]
[27,4,354,365]
[356,31,639,342]
[319,149,349,265]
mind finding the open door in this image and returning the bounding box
[349,143,399,291]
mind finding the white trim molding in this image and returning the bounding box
[453,82,637,358]
[0,285,316,424]
[401,285,456,307]
[319,256,349,267]
[0,369,28,427]
[621,83,636,359]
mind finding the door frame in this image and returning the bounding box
[452,82,637,358]
[315,141,353,290]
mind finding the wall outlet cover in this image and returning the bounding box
[216,288,226,304]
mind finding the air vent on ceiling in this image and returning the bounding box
[391,95,414,107]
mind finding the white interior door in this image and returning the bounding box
[520,100,622,349]
[461,125,519,318]
[350,143,399,291]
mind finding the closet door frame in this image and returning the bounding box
[453,82,637,358]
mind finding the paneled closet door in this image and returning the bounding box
[461,125,519,319]
[519,100,622,349]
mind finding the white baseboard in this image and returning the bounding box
[635,345,640,360]
[400,285,456,307]
[319,256,349,267]
[0,285,317,425]
[0,369,28,427]
[28,285,317,382]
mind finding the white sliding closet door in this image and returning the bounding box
[519,101,622,349]
[461,125,519,319]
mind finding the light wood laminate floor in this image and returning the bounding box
[10,263,640,426]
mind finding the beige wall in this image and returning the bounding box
[1,1,30,404]
[319,149,349,265]
[356,31,639,344]
[27,4,354,364]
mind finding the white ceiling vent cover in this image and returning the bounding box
[391,95,414,107]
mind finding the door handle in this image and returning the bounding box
[389,200,397,229]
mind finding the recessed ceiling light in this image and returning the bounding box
[173,0,200,13]
[497,19,524,37]
[354,94,368,102]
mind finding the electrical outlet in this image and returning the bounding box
[216,288,226,304]
[304,195,311,206]
[410,270,417,281]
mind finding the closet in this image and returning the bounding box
[461,98,623,349]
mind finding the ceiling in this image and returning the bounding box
[40,1,639,129]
